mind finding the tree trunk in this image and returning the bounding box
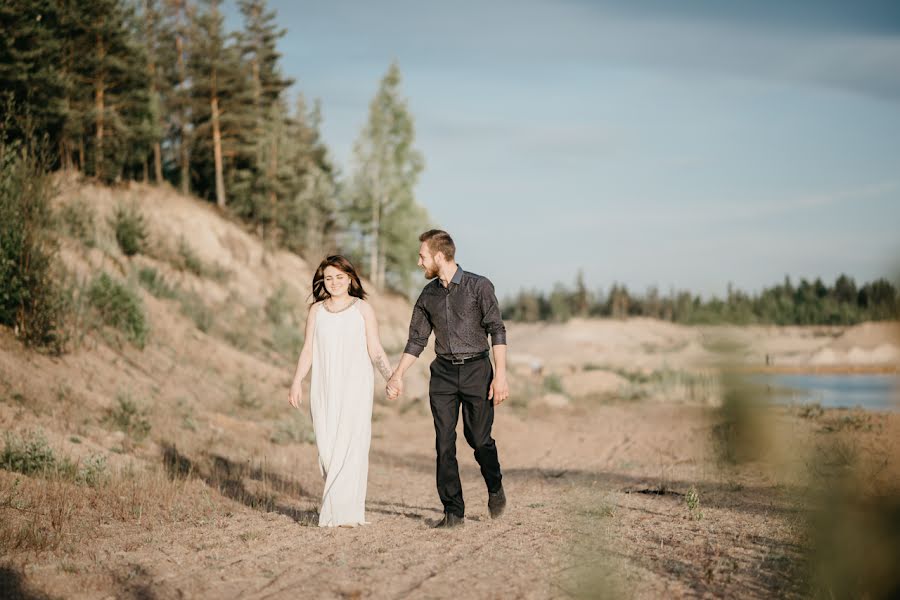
[211,92,226,208]
[61,39,73,171]
[378,240,386,289]
[370,190,380,286]
[176,30,189,194]
[95,33,106,180]
[59,138,71,171]
[180,136,189,194]
[267,135,277,212]
[146,2,163,184]
[153,142,163,183]
[252,58,261,125]
[251,2,262,141]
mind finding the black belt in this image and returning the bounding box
[437,350,490,365]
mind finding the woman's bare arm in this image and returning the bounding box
[288,303,319,407]
[359,301,394,382]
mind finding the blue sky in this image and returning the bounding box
[224,0,900,298]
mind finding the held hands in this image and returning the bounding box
[288,381,303,409]
[489,373,509,406]
[386,374,403,401]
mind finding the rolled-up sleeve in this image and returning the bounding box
[477,278,507,346]
[403,293,433,357]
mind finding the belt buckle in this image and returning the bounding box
[451,356,466,365]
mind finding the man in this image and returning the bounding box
[387,229,509,529]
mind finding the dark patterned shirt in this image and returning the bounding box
[403,266,507,358]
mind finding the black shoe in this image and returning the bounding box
[488,487,506,519]
[432,512,465,529]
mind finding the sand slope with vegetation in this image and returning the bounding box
[2,179,899,599]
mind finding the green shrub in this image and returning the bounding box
[137,266,177,299]
[87,273,149,347]
[75,454,108,487]
[178,237,204,276]
[271,323,303,358]
[265,284,292,325]
[104,393,151,441]
[543,374,565,394]
[58,198,96,246]
[178,290,213,332]
[1,430,107,485]
[235,379,261,409]
[685,487,703,520]
[1,430,59,475]
[178,237,229,281]
[270,414,316,445]
[0,135,66,351]
[109,203,148,256]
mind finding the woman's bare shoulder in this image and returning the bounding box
[356,298,375,317]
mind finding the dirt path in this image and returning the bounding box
[5,398,856,600]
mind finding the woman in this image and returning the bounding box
[288,255,395,527]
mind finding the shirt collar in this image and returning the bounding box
[450,265,463,285]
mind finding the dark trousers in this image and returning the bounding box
[429,355,503,517]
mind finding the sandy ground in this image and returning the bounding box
[2,180,899,599]
[4,394,899,600]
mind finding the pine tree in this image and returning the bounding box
[0,0,68,155]
[139,0,168,183]
[159,0,193,193]
[349,61,428,290]
[572,270,591,317]
[189,0,250,207]
[279,96,338,256]
[67,0,151,182]
[229,0,293,231]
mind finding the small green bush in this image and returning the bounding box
[104,393,151,442]
[58,198,96,246]
[235,379,261,409]
[0,134,66,351]
[178,237,204,276]
[137,266,177,299]
[271,414,316,445]
[1,430,59,474]
[109,203,148,256]
[87,273,149,347]
[265,284,292,325]
[685,487,703,520]
[271,323,303,358]
[178,290,213,332]
[543,374,565,394]
[1,430,108,485]
[178,237,229,281]
[75,454,108,487]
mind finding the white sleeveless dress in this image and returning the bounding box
[309,300,374,527]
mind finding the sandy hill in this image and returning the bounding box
[1,176,434,473]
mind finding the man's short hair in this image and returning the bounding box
[419,229,456,261]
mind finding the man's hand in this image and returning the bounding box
[386,375,403,401]
[288,381,303,409]
[488,373,509,406]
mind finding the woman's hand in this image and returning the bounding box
[288,381,303,409]
[386,375,403,401]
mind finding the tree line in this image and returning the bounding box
[1,0,429,290]
[503,272,900,325]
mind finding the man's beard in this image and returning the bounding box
[423,265,439,279]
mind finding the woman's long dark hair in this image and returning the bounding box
[311,255,367,303]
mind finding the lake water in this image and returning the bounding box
[754,373,899,411]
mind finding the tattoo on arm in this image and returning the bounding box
[374,353,393,381]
